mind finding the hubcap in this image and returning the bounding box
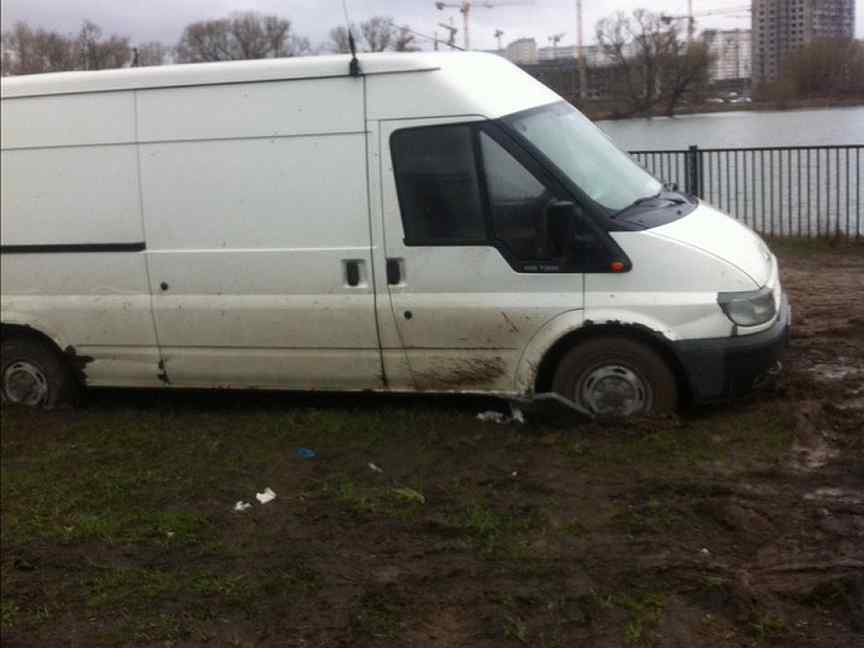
[3,361,49,406]
[578,364,652,416]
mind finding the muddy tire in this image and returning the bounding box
[1,337,77,410]
[552,337,678,417]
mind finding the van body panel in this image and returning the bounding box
[647,203,771,286]
[0,54,439,99]
[1,92,135,148]
[1,145,144,246]
[1,85,158,386]
[513,309,585,395]
[584,231,758,343]
[137,79,382,389]
[136,78,362,142]
[367,55,559,121]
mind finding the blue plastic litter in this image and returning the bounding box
[296,447,317,459]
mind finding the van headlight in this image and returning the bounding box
[717,286,776,326]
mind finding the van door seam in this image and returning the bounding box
[133,89,168,382]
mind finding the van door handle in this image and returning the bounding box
[386,258,403,285]
[344,260,362,287]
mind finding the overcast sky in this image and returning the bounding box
[1,0,861,51]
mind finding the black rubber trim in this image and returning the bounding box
[1,242,146,254]
[672,293,791,403]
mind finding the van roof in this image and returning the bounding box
[0,52,479,98]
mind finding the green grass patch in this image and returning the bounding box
[457,501,545,560]
[618,592,667,645]
[1,599,19,630]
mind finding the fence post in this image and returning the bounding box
[686,144,702,197]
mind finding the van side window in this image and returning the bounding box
[479,131,553,260]
[390,125,486,244]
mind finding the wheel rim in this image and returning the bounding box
[3,361,49,406]
[577,364,652,416]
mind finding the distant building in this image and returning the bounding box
[752,0,855,84]
[505,38,538,64]
[537,44,578,61]
[703,29,752,81]
[535,43,619,66]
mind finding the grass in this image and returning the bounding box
[457,500,545,559]
[618,592,667,645]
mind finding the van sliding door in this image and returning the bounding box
[138,78,383,390]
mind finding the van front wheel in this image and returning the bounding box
[1,337,76,409]
[552,337,678,417]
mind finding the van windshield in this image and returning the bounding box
[502,102,662,213]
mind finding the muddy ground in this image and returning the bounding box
[1,242,862,647]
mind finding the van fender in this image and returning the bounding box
[0,310,71,353]
[514,308,679,396]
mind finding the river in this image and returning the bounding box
[596,107,863,237]
[596,106,864,150]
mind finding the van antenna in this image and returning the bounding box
[342,0,361,77]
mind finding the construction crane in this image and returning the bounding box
[435,1,533,50]
[660,4,750,42]
[494,29,504,51]
[438,20,460,49]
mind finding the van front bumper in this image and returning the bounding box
[672,294,791,403]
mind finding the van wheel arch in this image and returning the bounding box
[534,323,692,407]
[1,323,82,408]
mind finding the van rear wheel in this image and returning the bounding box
[552,337,678,417]
[1,337,76,409]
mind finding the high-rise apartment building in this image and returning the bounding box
[752,0,856,84]
[703,29,753,80]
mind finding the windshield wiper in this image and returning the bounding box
[614,190,686,218]
[632,191,662,206]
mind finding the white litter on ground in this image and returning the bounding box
[476,411,508,423]
[510,403,525,424]
[234,501,252,512]
[255,487,276,504]
[476,405,526,425]
[368,462,384,473]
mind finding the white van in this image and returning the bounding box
[0,52,790,415]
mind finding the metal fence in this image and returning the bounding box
[629,145,863,239]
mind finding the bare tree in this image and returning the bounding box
[781,39,864,99]
[77,20,131,70]
[659,41,712,116]
[133,41,169,67]
[596,9,709,116]
[328,25,353,54]
[393,26,419,52]
[1,22,78,75]
[360,16,394,52]
[176,12,310,63]
[327,18,418,54]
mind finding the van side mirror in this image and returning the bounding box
[539,200,576,258]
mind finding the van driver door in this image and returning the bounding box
[376,117,586,393]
